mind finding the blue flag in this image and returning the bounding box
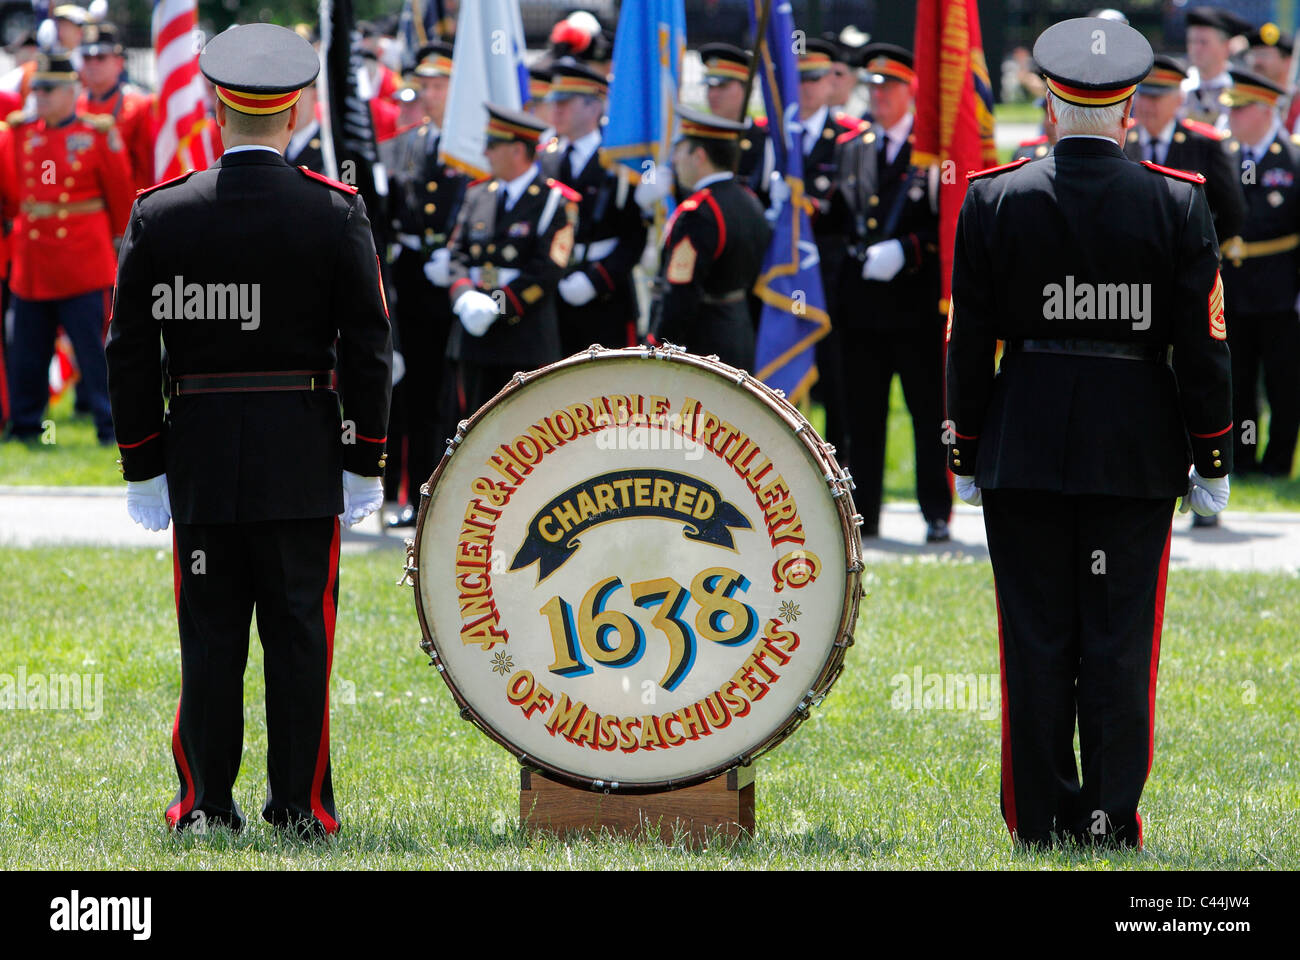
[600,0,686,186]
[749,0,830,404]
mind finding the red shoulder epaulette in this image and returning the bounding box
[547,178,581,203]
[753,116,769,128]
[468,175,491,187]
[1017,133,1049,148]
[837,123,873,144]
[832,111,870,134]
[1180,118,1227,141]
[298,166,359,194]
[1140,160,1206,184]
[966,156,1030,181]
[135,169,195,198]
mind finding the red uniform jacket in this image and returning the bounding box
[78,84,157,192]
[1,110,134,300]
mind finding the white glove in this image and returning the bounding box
[392,350,405,387]
[1180,467,1230,516]
[340,470,384,528]
[862,239,906,282]
[424,247,451,287]
[454,290,499,337]
[126,474,171,532]
[954,474,982,507]
[767,172,791,208]
[634,169,672,213]
[558,271,598,306]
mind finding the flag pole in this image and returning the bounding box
[734,0,773,172]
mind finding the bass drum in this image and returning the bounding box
[411,345,863,791]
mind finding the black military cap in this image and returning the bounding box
[699,42,751,86]
[1184,6,1252,37]
[527,65,551,102]
[1033,17,1153,107]
[31,50,78,89]
[1220,67,1286,108]
[1138,54,1188,94]
[79,22,122,57]
[413,41,454,78]
[200,23,320,115]
[861,42,915,85]
[675,103,744,142]
[485,103,548,145]
[548,59,608,100]
[799,37,837,80]
[1247,22,1295,56]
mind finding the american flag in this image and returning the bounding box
[152,0,220,183]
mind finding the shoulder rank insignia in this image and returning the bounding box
[299,166,359,194]
[550,222,575,266]
[966,156,1030,181]
[79,113,115,133]
[1181,118,1226,141]
[666,236,697,284]
[136,169,196,198]
[1139,160,1205,184]
[1208,271,1226,340]
[547,178,582,203]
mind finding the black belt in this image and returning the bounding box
[700,289,747,305]
[170,370,334,397]
[1008,339,1168,363]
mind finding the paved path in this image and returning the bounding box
[2,486,1297,573]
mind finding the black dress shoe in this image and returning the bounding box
[385,504,418,528]
[1191,513,1220,528]
[926,519,951,543]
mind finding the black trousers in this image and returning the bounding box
[982,490,1175,847]
[391,249,455,503]
[842,323,952,531]
[1230,309,1300,477]
[167,516,341,835]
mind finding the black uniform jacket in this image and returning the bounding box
[383,122,468,249]
[446,166,578,368]
[946,136,1233,498]
[1123,118,1246,251]
[106,149,393,523]
[538,135,647,345]
[651,174,770,368]
[834,119,940,330]
[1219,127,1300,316]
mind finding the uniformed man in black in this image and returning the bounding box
[1011,96,1056,161]
[284,77,324,172]
[538,61,647,353]
[444,104,578,413]
[948,17,1232,848]
[799,36,865,467]
[835,43,949,542]
[1181,6,1252,130]
[648,106,770,370]
[1220,69,1300,479]
[105,24,392,837]
[382,41,467,528]
[1123,54,1246,249]
[698,43,773,203]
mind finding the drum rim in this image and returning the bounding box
[411,344,864,794]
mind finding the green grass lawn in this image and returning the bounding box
[7,383,1299,510]
[1,547,1294,870]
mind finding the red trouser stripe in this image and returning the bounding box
[166,528,196,827]
[1139,522,1173,849]
[310,518,342,834]
[993,582,1018,838]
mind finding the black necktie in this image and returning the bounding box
[562,143,577,184]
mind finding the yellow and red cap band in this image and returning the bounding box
[415,55,454,77]
[1221,82,1281,107]
[215,85,303,115]
[1142,66,1185,88]
[487,115,544,143]
[1044,76,1137,107]
[550,74,607,98]
[866,56,916,84]
[798,52,833,73]
[529,77,550,100]
[680,117,740,140]
[705,58,750,83]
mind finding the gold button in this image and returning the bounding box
[867,218,878,229]
[953,459,962,467]
[64,177,74,187]
[59,192,69,202]
[23,162,32,171]
[57,210,67,219]
[952,449,961,457]
[1214,459,1222,467]
[24,178,33,186]
[72,161,81,171]
[56,227,66,238]
[486,244,495,253]
[426,180,437,192]
[1211,449,1220,457]
[869,195,879,207]
[1270,142,1282,155]
[424,202,435,214]
[28,228,38,239]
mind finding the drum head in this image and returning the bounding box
[414,347,862,791]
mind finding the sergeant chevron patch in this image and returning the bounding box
[1209,271,1226,340]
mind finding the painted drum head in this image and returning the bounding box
[411,347,863,791]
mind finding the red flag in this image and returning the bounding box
[912,0,998,316]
